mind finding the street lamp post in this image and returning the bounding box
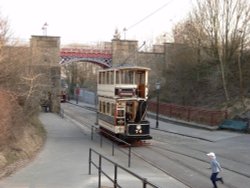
[155,82,161,128]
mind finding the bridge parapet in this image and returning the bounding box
[60,47,112,67]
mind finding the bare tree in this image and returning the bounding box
[62,63,78,96]
[0,13,10,50]
[0,12,58,115]
[174,0,250,105]
[0,12,19,85]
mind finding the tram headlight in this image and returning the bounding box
[117,119,124,125]
[136,125,142,130]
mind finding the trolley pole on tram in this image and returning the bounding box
[155,82,160,129]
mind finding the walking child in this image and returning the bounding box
[206,152,224,188]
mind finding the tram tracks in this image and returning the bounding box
[62,102,250,188]
[62,103,96,127]
[130,145,202,188]
[63,103,198,187]
[65,101,216,141]
[130,142,249,188]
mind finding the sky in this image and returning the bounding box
[0,0,193,45]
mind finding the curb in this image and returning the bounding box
[147,112,218,131]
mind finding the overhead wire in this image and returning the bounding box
[125,0,175,31]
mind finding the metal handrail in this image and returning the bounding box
[89,148,159,188]
[91,125,132,167]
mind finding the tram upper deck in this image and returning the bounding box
[97,66,150,99]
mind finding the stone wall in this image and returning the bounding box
[111,39,138,66]
[111,39,166,91]
[137,52,165,89]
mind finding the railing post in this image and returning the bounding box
[98,155,102,188]
[143,178,147,188]
[114,164,118,188]
[112,142,115,156]
[91,126,94,140]
[96,111,99,125]
[100,135,103,148]
[88,148,92,175]
[156,90,160,128]
[128,145,131,167]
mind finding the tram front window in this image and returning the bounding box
[119,70,134,84]
[125,70,134,84]
[114,69,147,86]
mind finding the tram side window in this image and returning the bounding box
[106,71,110,84]
[120,71,124,84]
[98,73,102,84]
[110,71,114,84]
[104,71,114,85]
[103,72,107,84]
[107,102,110,115]
[103,102,106,114]
[111,103,115,116]
[125,70,134,84]
[99,72,106,84]
[115,70,120,84]
[99,101,114,116]
[101,72,103,84]
[99,101,102,112]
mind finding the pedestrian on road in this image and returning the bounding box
[206,152,224,188]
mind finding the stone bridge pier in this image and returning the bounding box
[30,36,61,113]
[111,39,166,90]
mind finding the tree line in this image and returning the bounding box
[159,0,250,112]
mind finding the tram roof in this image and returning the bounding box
[100,64,150,72]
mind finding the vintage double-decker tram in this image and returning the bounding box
[97,65,152,142]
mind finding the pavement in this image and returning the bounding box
[0,100,242,188]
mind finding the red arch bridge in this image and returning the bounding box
[60,47,112,68]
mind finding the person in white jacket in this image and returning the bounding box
[207,152,224,188]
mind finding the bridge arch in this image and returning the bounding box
[60,57,111,68]
[60,47,112,68]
